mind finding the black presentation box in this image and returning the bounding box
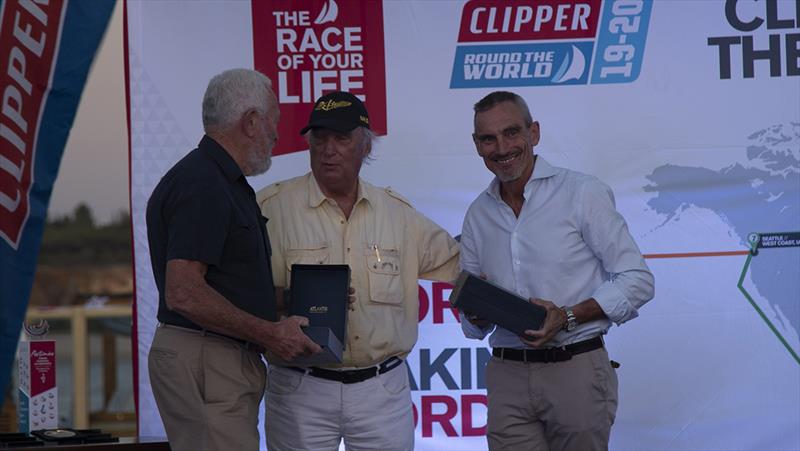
[449,270,546,336]
[285,264,350,366]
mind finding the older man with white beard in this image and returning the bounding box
[145,68,320,451]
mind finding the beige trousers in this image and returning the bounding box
[264,363,414,451]
[148,324,266,451]
[486,347,618,451]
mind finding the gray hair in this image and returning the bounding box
[202,69,273,133]
[304,126,377,162]
[473,91,534,127]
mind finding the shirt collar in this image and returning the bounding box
[200,135,243,183]
[486,155,558,201]
[306,172,372,209]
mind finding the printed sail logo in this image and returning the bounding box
[450,0,653,88]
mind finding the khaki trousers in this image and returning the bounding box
[486,346,618,451]
[148,324,266,451]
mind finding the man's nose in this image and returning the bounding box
[321,138,337,155]
[497,135,513,153]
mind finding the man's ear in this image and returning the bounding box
[473,133,485,157]
[241,109,259,138]
[529,121,541,146]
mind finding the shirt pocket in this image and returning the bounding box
[226,221,260,263]
[286,242,330,285]
[365,246,403,305]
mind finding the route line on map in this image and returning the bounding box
[644,245,799,365]
[738,232,800,365]
[643,250,749,259]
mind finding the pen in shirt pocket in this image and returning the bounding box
[372,243,381,262]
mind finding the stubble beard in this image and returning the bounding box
[245,145,272,176]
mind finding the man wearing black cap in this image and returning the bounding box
[257,91,460,451]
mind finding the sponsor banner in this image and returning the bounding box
[451,42,594,87]
[708,0,800,79]
[128,1,799,449]
[0,0,66,248]
[451,0,652,88]
[0,0,115,408]
[590,0,652,83]
[457,0,602,42]
[252,0,387,156]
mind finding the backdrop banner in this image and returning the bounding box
[0,0,115,407]
[127,1,799,449]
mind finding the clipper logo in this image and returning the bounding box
[252,0,387,156]
[0,0,66,249]
[450,0,652,88]
[707,0,800,79]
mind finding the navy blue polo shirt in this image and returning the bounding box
[146,135,277,330]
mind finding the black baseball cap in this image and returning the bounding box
[299,91,370,135]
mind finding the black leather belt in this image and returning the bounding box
[160,322,264,352]
[287,356,404,384]
[493,336,604,363]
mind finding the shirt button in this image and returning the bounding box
[340,220,344,224]
[354,335,360,340]
[514,260,520,265]
[347,247,350,252]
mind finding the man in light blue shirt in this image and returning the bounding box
[459,91,654,451]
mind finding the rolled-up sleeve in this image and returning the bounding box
[580,179,655,325]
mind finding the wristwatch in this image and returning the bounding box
[561,307,578,332]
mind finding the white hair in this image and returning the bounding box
[304,126,377,162]
[202,69,273,133]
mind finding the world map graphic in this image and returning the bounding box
[644,122,800,360]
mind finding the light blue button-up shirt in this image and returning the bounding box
[459,156,655,348]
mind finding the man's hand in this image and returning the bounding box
[263,315,322,361]
[520,298,565,348]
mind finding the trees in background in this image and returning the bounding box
[39,204,132,265]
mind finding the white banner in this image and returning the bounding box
[127,1,800,449]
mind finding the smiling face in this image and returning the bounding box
[473,100,539,183]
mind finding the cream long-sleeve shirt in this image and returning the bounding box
[258,172,460,368]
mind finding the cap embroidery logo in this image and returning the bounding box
[315,100,352,111]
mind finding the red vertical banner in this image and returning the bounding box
[0,0,66,248]
[252,0,387,156]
